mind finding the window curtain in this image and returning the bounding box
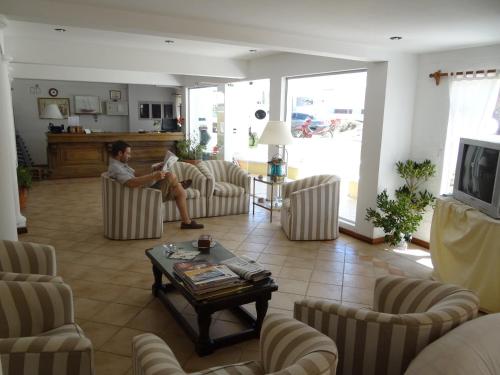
[440,74,500,194]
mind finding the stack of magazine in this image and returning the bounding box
[173,262,244,298]
[221,256,272,282]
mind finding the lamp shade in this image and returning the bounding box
[259,121,294,145]
[43,104,64,119]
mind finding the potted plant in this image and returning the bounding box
[17,165,33,209]
[176,136,206,164]
[365,159,436,247]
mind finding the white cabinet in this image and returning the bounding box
[104,101,129,116]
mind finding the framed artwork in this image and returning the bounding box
[109,90,121,100]
[38,97,70,119]
[74,95,101,114]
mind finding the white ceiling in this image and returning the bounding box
[14,0,500,54]
[4,20,276,60]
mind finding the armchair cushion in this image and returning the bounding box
[213,182,245,197]
[294,276,479,375]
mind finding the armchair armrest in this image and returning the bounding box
[0,335,93,375]
[0,240,57,276]
[132,334,186,375]
[0,281,74,338]
[194,162,214,196]
[0,271,62,283]
[260,313,338,374]
[373,275,479,314]
[282,175,338,198]
[227,164,251,193]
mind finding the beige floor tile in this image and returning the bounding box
[314,260,344,273]
[126,307,178,335]
[91,303,142,326]
[74,297,108,320]
[283,256,316,270]
[279,267,312,281]
[100,327,145,356]
[80,321,121,349]
[113,287,155,307]
[310,270,343,285]
[342,286,374,305]
[307,283,342,300]
[237,242,267,252]
[343,262,376,277]
[261,245,291,256]
[268,291,303,310]
[273,277,308,295]
[245,236,272,245]
[343,274,376,289]
[257,253,286,266]
[94,351,131,375]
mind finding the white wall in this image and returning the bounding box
[128,84,177,132]
[12,79,129,164]
[411,43,500,241]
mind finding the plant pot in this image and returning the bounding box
[19,187,29,210]
[182,159,200,165]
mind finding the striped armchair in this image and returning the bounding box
[294,276,480,375]
[281,175,340,240]
[132,313,338,375]
[102,173,163,240]
[197,160,251,217]
[0,280,94,375]
[0,240,62,282]
[162,162,207,221]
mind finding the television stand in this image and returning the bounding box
[430,197,500,313]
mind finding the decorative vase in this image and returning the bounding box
[19,187,28,210]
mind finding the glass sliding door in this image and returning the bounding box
[188,86,224,159]
[224,79,270,171]
[285,70,367,223]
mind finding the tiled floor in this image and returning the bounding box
[19,177,433,375]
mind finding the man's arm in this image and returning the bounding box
[125,171,165,188]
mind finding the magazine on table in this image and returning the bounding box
[173,262,240,291]
[162,150,179,173]
[221,256,271,282]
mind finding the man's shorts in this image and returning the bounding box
[151,179,175,202]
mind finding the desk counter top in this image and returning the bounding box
[47,132,184,178]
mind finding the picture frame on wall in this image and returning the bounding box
[109,90,121,101]
[38,97,70,119]
[74,95,101,114]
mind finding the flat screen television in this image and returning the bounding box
[453,137,500,218]
[161,118,180,132]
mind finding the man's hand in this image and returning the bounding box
[152,162,164,171]
[152,171,166,181]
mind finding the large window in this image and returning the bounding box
[440,77,500,194]
[285,70,367,223]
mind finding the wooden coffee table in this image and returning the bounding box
[145,241,278,356]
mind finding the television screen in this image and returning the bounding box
[458,144,499,204]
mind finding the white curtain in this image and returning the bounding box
[440,75,500,194]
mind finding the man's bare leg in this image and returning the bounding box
[172,184,190,223]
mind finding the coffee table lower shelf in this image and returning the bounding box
[152,265,276,356]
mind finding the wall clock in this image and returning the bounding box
[48,88,59,97]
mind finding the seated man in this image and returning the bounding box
[108,140,203,229]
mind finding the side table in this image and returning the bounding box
[252,176,290,222]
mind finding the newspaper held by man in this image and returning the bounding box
[162,150,179,173]
[221,256,271,282]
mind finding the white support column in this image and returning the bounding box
[0,16,23,240]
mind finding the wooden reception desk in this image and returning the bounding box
[47,132,184,178]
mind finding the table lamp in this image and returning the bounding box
[44,104,65,133]
[259,120,294,182]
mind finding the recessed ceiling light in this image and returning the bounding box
[389,36,402,40]
[249,49,257,53]
[54,27,67,32]
[164,40,175,44]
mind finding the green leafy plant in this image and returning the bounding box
[176,136,206,160]
[17,165,33,189]
[365,159,436,246]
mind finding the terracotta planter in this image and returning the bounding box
[19,187,29,210]
[182,159,201,165]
